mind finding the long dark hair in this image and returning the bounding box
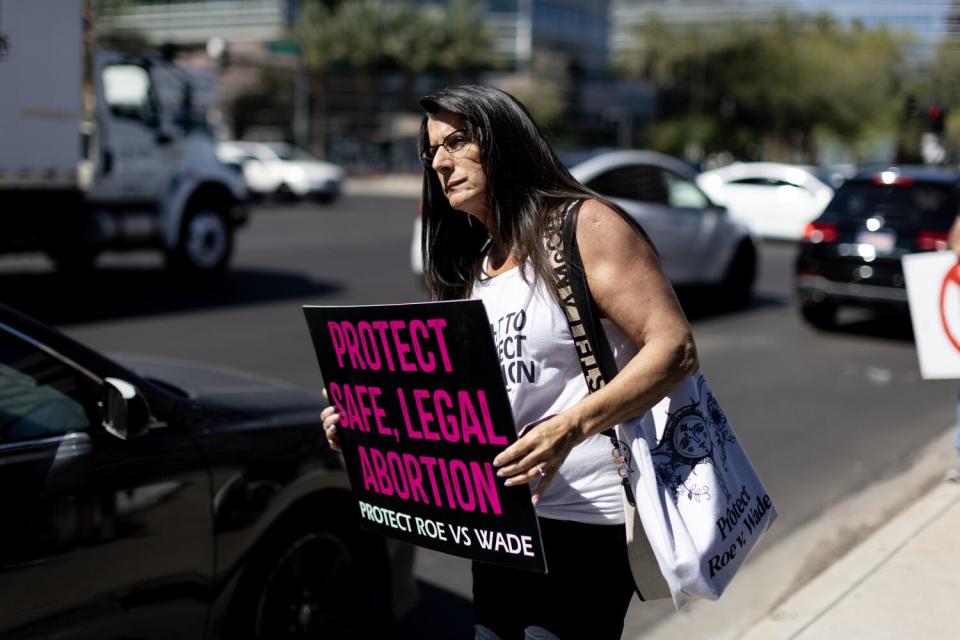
[418,85,609,301]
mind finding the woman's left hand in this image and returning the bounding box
[492,413,583,505]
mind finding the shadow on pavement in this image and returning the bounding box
[0,267,342,327]
[392,581,474,640]
[811,309,915,343]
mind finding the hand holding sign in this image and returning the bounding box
[493,412,583,505]
[321,391,341,452]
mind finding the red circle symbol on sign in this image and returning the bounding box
[938,262,960,353]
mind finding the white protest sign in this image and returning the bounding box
[903,250,960,379]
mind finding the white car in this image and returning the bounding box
[696,162,834,240]
[413,150,758,307]
[217,141,344,202]
[570,151,758,306]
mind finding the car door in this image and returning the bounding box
[586,164,718,284]
[87,59,177,204]
[0,326,212,639]
[724,176,819,239]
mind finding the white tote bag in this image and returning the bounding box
[549,200,776,608]
[617,372,776,608]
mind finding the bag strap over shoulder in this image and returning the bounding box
[547,199,635,506]
[558,200,621,385]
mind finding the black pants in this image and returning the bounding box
[472,517,636,640]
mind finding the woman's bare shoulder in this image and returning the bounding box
[575,197,649,253]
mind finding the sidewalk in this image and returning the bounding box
[343,173,422,198]
[741,478,960,639]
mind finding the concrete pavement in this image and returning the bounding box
[740,472,960,639]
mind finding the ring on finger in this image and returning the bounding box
[536,463,546,478]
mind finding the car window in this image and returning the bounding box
[254,145,280,161]
[102,64,156,124]
[0,330,97,443]
[728,177,802,189]
[586,165,668,204]
[663,172,711,209]
[267,144,318,162]
[826,181,960,223]
[266,144,294,161]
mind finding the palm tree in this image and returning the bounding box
[331,0,399,138]
[295,1,342,155]
[383,3,447,109]
[435,0,498,84]
[297,0,500,153]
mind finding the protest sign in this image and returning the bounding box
[303,300,546,571]
[903,250,960,379]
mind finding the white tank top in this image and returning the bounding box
[472,259,639,524]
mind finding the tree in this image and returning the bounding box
[617,11,911,162]
[434,0,498,84]
[383,3,447,108]
[295,0,343,154]
[296,0,499,152]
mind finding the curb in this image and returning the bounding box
[343,174,422,198]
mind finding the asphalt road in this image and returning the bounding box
[2,194,955,639]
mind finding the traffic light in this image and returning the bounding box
[928,102,946,135]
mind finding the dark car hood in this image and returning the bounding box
[113,354,326,417]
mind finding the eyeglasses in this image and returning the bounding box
[420,129,472,165]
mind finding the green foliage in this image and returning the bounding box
[433,0,499,79]
[296,0,496,80]
[503,77,566,129]
[383,3,448,77]
[618,11,914,160]
[933,41,960,107]
[296,2,341,73]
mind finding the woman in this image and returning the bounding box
[323,85,698,639]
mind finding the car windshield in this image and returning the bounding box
[825,180,960,223]
[265,144,316,162]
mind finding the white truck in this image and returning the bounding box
[0,0,247,275]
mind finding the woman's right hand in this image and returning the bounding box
[321,390,342,452]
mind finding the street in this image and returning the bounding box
[2,193,955,639]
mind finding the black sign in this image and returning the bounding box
[304,300,546,572]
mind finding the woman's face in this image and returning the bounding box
[426,111,489,223]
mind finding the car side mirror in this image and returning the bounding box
[101,377,151,440]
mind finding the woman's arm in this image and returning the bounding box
[493,198,699,503]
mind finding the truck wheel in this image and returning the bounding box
[168,207,233,277]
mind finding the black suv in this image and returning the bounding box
[795,166,958,328]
